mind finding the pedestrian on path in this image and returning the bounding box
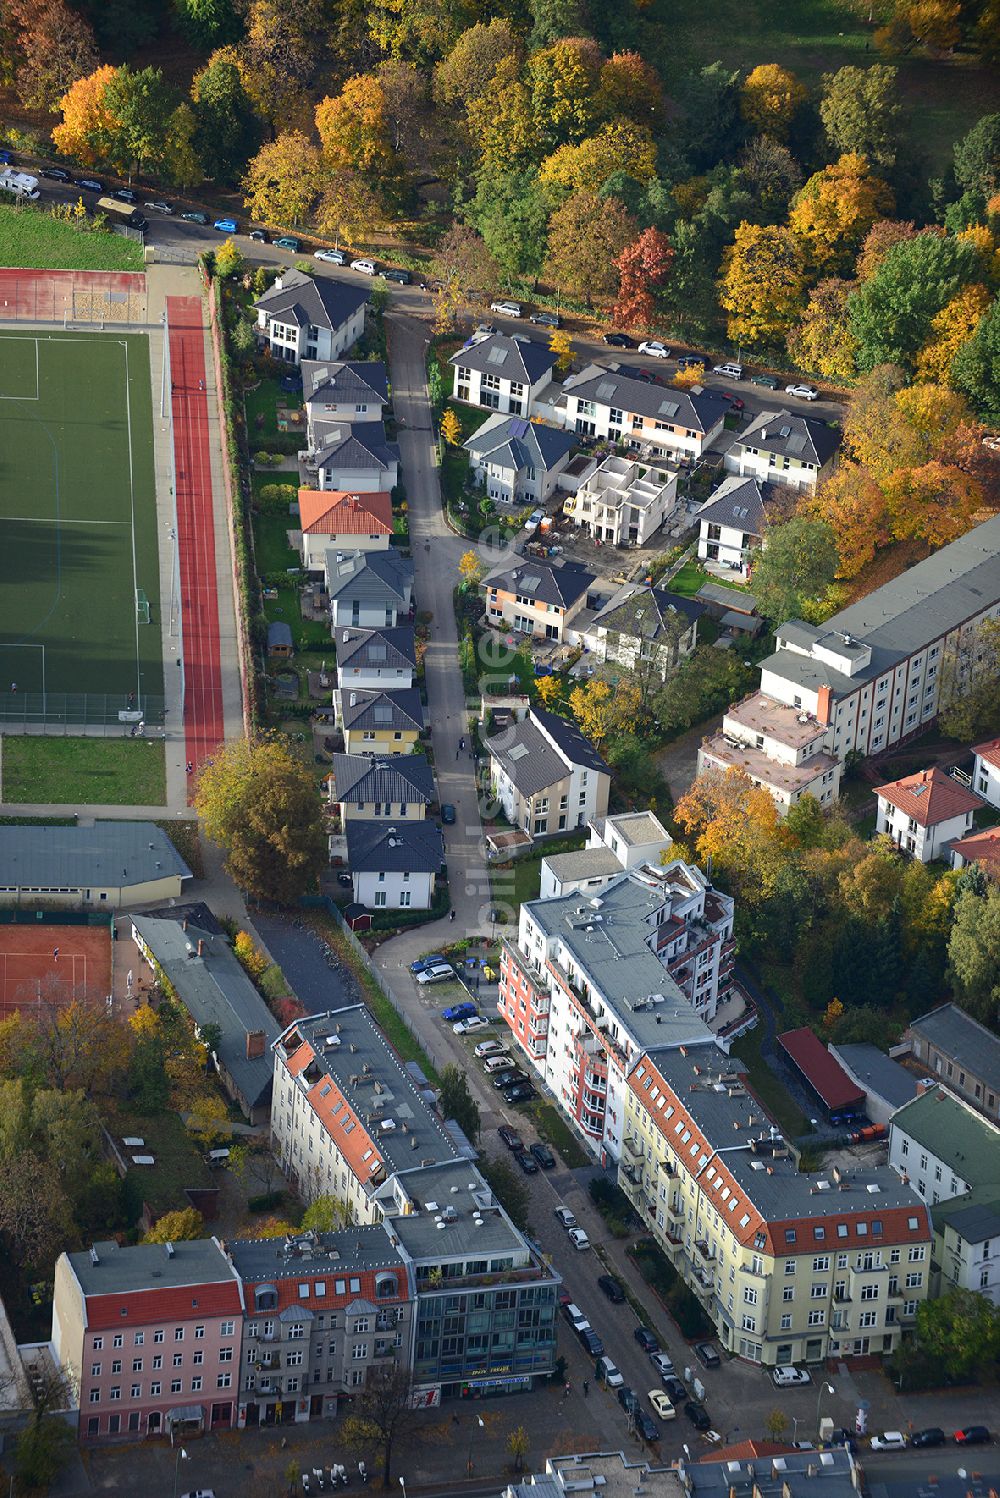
[459,736,465,750]
[583,1380,589,1397]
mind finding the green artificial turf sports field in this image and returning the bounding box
[0,330,163,721]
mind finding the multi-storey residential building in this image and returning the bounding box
[560,365,729,464]
[563,454,678,547]
[903,1003,1000,1127]
[725,410,840,491]
[450,334,557,418]
[225,1228,413,1427]
[699,514,1000,812]
[874,766,981,863]
[622,1048,932,1366]
[373,1159,559,1400]
[484,707,611,839]
[481,559,596,643]
[270,1007,466,1223]
[254,271,368,365]
[539,810,674,901]
[53,1238,244,1443]
[888,1085,1000,1306]
[498,872,721,1160]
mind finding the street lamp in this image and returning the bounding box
[467,1415,485,1475]
[172,1446,189,1498]
[816,1382,835,1433]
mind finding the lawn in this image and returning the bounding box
[1,736,167,806]
[666,559,749,599]
[245,373,304,455]
[730,1024,812,1140]
[0,203,144,271]
[527,1098,591,1169]
[114,1110,214,1223]
[491,831,588,909]
[644,0,1000,176]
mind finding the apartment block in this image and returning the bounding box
[903,1002,1000,1127]
[621,1049,932,1366]
[498,871,720,1161]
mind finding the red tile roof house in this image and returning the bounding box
[874,765,982,863]
[298,489,393,570]
[972,734,1000,810]
[950,823,1000,877]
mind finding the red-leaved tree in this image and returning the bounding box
[612,227,674,330]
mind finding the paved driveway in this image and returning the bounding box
[252,909,360,1015]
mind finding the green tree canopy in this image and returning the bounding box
[916,1288,1000,1382]
[750,516,839,625]
[953,113,1000,200]
[951,296,1000,426]
[818,64,901,168]
[101,65,178,174]
[191,51,262,184]
[847,231,981,371]
[948,881,1000,1024]
[438,1064,481,1144]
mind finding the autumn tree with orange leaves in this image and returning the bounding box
[52,64,119,165]
[613,228,673,330]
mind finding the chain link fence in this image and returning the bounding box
[0,269,147,325]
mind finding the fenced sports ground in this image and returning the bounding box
[0,920,112,1016]
[0,328,164,728]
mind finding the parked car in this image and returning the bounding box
[474,1040,505,1059]
[490,299,523,317]
[824,1430,856,1453]
[274,235,301,252]
[694,1342,721,1369]
[785,382,819,400]
[530,1142,556,1169]
[598,1275,625,1304]
[384,267,412,283]
[636,1411,660,1443]
[516,1150,539,1175]
[351,258,378,274]
[677,354,708,370]
[772,1366,811,1387]
[43,166,71,181]
[144,199,173,214]
[634,1327,659,1354]
[248,228,270,242]
[637,340,670,358]
[74,177,104,192]
[491,1068,526,1089]
[213,217,238,233]
[417,963,456,984]
[113,188,138,203]
[441,1001,476,1021]
[603,332,634,347]
[567,1227,590,1250]
[663,1375,686,1403]
[410,953,446,974]
[336,871,351,887]
[750,372,780,389]
[503,1082,537,1104]
[723,392,745,411]
[181,1490,217,1498]
[554,1206,577,1229]
[713,361,743,379]
[648,1390,676,1421]
[954,1427,991,1446]
[453,1015,490,1034]
[617,1387,640,1414]
[181,210,209,224]
[579,1327,604,1357]
[563,1301,589,1329]
[650,1353,674,1378]
[685,1402,712,1432]
[314,248,346,264]
[529,309,560,327]
[498,1126,523,1151]
[910,1429,946,1449]
[440,803,456,825]
[870,1432,907,1451]
[557,1287,572,1308]
[597,1356,624,1389]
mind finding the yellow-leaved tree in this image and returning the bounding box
[788,153,895,274]
[52,63,118,163]
[458,550,483,585]
[740,64,807,142]
[242,131,324,225]
[719,224,807,351]
[549,329,573,372]
[914,283,992,384]
[440,408,462,446]
[142,1207,204,1243]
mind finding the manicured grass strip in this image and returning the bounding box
[666,560,749,599]
[1,736,167,806]
[528,1098,591,1169]
[730,1023,811,1140]
[0,203,144,271]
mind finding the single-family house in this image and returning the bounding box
[302,359,389,450]
[482,559,595,642]
[560,364,729,463]
[309,423,399,494]
[950,823,1000,876]
[325,548,413,629]
[562,453,678,547]
[345,820,444,911]
[725,410,839,491]
[335,625,416,690]
[253,269,368,365]
[131,908,279,1123]
[333,686,423,755]
[298,489,392,569]
[485,706,611,839]
[463,413,576,505]
[875,766,982,863]
[450,334,557,418]
[696,475,770,579]
[328,754,434,822]
[972,736,1000,809]
[583,583,703,679]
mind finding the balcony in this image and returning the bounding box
[623,1136,643,1160]
[657,1158,675,1177]
[621,1163,642,1188]
[695,1239,714,1264]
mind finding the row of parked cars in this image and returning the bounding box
[598,334,820,399]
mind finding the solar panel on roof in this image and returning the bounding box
[487,346,508,365]
[786,434,807,454]
[369,645,387,660]
[374,706,392,723]
[509,418,529,439]
[658,401,680,418]
[509,743,529,761]
[521,573,542,589]
[778,425,792,438]
[596,381,618,400]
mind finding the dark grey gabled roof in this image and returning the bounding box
[450,333,556,387]
[315,422,398,472]
[697,475,770,538]
[0,820,191,890]
[345,819,443,874]
[464,413,576,474]
[737,409,840,467]
[592,583,704,642]
[483,558,595,610]
[336,625,416,670]
[335,686,424,733]
[301,359,388,405]
[325,549,413,604]
[330,754,435,805]
[564,365,730,435]
[908,1002,1000,1094]
[485,707,609,796]
[534,706,611,775]
[255,268,369,335]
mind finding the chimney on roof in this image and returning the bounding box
[247,1030,267,1061]
[197,939,205,958]
[816,685,832,725]
[182,917,188,932]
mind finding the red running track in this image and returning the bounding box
[167,295,224,793]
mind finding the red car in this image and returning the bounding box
[723,391,745,411]
[954,1427,990,1445]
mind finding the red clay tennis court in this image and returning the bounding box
[0,267,147,323]
[0,923,112,1015]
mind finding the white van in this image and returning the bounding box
[563,1303,590,1333]
[712,361,744,380]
